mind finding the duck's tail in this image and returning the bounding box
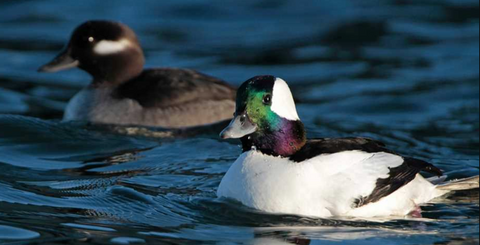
[433,175,479,197]
[436,176,479,191]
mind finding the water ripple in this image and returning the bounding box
[0,0,478,244]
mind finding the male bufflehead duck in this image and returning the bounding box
[39,20,236,128]
[217,75,479,218]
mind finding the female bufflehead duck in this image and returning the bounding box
[218,75,479,218]
[39,20,236,128]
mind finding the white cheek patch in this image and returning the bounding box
[271,78,300,121]
[93,39,132,55]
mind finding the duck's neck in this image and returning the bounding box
[88,49,145,87]
[242,118,307,157]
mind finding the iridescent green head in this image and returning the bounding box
[221,76,306,157]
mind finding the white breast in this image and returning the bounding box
[218,151,333,217]
[63,88,93,121]
[63,87,143,125]
[217,150,438,218]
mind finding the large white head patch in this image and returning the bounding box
[271,78,300,121]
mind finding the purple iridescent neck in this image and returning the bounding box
[241,117,307,157]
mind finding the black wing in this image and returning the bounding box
[290,137,443,207]
[115,68,236,108]
[355,157,442,207]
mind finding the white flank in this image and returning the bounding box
[217,150,443,218]
[271,78,300,121]
[93,39,132,55]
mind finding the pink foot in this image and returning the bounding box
[408,205,423,218]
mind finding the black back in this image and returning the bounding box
[290,137,393,162]
[114,68,236,108]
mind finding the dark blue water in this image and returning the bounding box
[0,0,479,244]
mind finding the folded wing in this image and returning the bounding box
[293,138,442,211]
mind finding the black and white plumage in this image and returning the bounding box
[39,20,236,128]
[290,138,443,208]
[217,75,479,218]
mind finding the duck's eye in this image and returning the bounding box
[262,94,272,105]
[88,37,95,43]
[240,114,247,123]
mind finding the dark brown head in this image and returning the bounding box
[39,20,145,86]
